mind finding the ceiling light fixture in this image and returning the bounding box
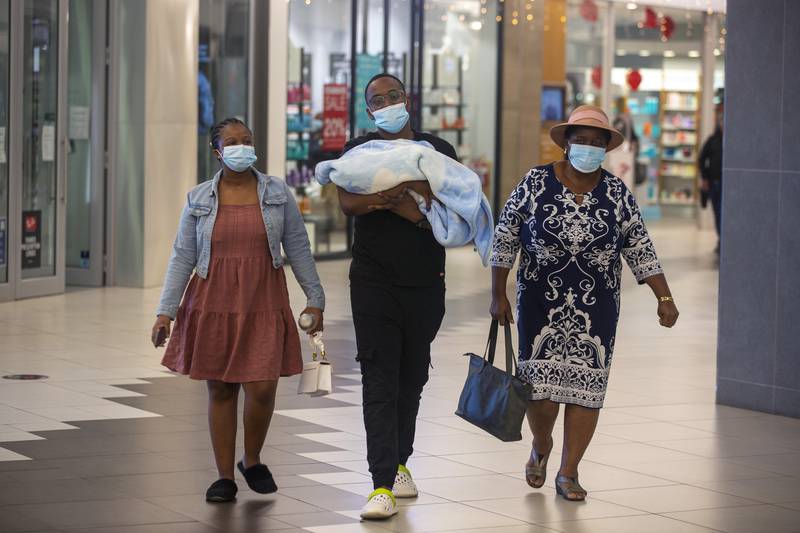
[688,50,701,58]
[663,50,676,58]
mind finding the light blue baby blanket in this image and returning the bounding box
[315,139,493,266]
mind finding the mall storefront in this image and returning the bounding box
[279,0,726,256]
[0,0,726,302]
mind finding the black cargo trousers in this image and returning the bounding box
[351,283,446,490]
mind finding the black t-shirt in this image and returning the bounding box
[342,131,459,287]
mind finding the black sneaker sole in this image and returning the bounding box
[206,495,236,503]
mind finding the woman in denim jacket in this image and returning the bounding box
[151,118,325,503]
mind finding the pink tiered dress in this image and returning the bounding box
[162,204,303,382]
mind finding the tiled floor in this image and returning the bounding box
[2,221,800,533]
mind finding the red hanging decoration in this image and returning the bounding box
[643,7,659,29]
[580,0,599,23]
[660,15,675,40]
[591,65,602,89]
[627,69,643,91]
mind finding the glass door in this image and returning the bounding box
[66,0,104,286]
[9,0,67,299]
[0,1,9,300]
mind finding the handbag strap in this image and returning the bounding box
[309,332,327,362]
[484,319,500,364]
[484,320,517,377]
[503,321,517,376]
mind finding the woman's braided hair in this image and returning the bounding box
[209,117,248,150]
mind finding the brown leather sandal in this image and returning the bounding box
[555,474,587,501]
[525,439,553,489]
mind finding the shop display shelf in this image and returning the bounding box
[661,158,696,164]
[660,198,696,206]
[663,107,698,113]
[660,173,696,179]
[422,103,466,108]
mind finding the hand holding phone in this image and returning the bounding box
[151,316,171,348]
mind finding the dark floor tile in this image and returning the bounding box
[271,474,322,489]
[0,466,81,483]
[87,470,219,499]
[276,510,361,528]
[64,522,220,533]
[262,430,311,447]
[274,395,345,410]
[277,485,367,512]
[268,462,347,476]
[3,435,151,460]
[258,446,327,466]
[146,492,317,528]
[58,452,208,478]
[76,416,203,435]
[133,430,219,453]
[10,499,194,529]
[114,395,209,416]
[0,505,54,533]
[0,478,129,505]
[271,442,344,454]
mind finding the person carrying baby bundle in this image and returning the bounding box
[318,73,491,520]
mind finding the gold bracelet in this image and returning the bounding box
[659,296,674,303]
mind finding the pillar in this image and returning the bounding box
[108,0,199,287]
[539,0,567,165]
[717,0,800,417]
[251,0,288,177]
[497,0,545,204]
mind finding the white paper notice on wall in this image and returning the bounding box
[42,124,56,162]
[0,127,6,164]
[68,106,90,140]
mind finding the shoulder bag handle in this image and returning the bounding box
[484,319,518,377]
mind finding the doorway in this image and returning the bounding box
[65,0,105,286]
[0,0,67,302]
[0,0,106,303]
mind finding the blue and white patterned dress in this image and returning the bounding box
[490,164,663,408]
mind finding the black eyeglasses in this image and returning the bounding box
[369,90,405,110]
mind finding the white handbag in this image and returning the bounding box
[298,332,332,396]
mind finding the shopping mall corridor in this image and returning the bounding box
[1,222,800,533]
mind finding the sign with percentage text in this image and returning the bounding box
[322,83,348,152]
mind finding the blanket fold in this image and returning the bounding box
[315,139,493,266]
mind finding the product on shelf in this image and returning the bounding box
[658,90,700,208]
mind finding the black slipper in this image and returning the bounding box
[206,478,237,502]
[237,460,278,494]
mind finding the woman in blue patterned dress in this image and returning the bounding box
[489,106,679,501]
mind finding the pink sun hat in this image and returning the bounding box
[549,105,625,152]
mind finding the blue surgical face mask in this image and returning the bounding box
[567,143,606,174]
[371,102,410,134]
[220,144,257,172]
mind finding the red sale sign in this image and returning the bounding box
[322,84,348,152]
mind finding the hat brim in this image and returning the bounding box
[549,123,626,152]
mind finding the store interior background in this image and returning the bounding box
[277,0,726,258]
[0,0,728,298]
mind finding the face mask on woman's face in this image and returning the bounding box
[220,144,257,172]
[567,143,606,174]
[371,102,410,134]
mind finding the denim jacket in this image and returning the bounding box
[156,169,325,318]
